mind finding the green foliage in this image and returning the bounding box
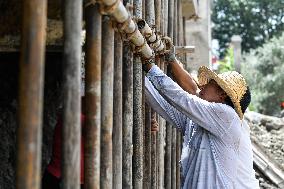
[242,32,284,116]
[217,46,234,73]
[212,0,284,58]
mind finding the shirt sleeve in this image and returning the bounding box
[145,76,187,131]
[146,65,237,137]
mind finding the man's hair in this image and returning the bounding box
[224,87,251,114]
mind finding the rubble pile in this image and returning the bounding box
[245,111,284,189]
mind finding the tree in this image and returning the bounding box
[242,32,284,116]
[212,0,284,58]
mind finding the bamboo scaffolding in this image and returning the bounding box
[137,19,165,53]
[84,4,102,188]
[133,0,144,188]
[113,21,123,189]
[144,104,152,189]
[99,0,153,58]
[176,1,182,188]
[121,1,133,187]
[17,1,47,189]
[61,1,82,189]
[100,15,114,189]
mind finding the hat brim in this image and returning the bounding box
[197,66,243,119]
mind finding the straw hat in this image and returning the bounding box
[198,66,248,119]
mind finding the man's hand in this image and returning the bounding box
[151,118,159,132]
[142,57,155,73]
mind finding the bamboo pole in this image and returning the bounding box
[17,1,47,189]
[122,0,133,187]
[152,0,165,188]
[165,0,174,188]
[176,1,182,188]
[84,4,102,188]
[170,1,177,188]
[145,0,157,188]
[99,0,153,58]
[144,104,152,189]
[133,0,144,188]
[113,20,123,189]
[183,17,187,63]
[61,1,82,189]
[137,19,165,53]
[100,15,114,189]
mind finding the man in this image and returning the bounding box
[143,53,259,188]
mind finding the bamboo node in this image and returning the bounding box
[119,15,133,32]
[134,38,147,54]
[99,0,120,15]
[84,0,97,8]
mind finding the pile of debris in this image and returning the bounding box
[245,111,284,189]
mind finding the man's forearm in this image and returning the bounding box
[168,59,198,95]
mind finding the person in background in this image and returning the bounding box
[143,49,259,188]
[42,97,86,189]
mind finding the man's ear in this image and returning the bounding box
[219,92,227,102]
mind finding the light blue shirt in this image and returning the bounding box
[145,65,259,189]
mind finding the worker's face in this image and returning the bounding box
[199,80,227,103]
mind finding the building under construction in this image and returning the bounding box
[3,0,283,189]
[0,0,209,188]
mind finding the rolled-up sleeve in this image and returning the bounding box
[146,65,237,137]
[145,77,187,131]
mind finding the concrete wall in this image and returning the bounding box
[185,0,212,71]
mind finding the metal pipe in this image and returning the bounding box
[133,0,144,188]
[17,1,47,189]
[101,15,114,189]
[100,0,154,58]
[84,4,101,188]
[113,31,123,189]
[61,1,82,189]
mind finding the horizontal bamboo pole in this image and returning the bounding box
[100,0,153,58]
[137,19,165,53]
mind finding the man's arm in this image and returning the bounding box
[168,58,199,95]
[143,56,199,95]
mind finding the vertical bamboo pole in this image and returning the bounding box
[183,17,187,63]
[61,1,82,189]
[165,0,174,188]
[171,2,177,189]
[176,2,182,188]
[122,1,133,188]
[101,15,114,189]
[158,1,165,188]
[152,0,164,188]
[164,0,168,38]
[84,4,101,188]
[113,19,123,189]
[144,104,151,189]
[145,0,156,188]
[17,1,47,189]
[133,0,144,188]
